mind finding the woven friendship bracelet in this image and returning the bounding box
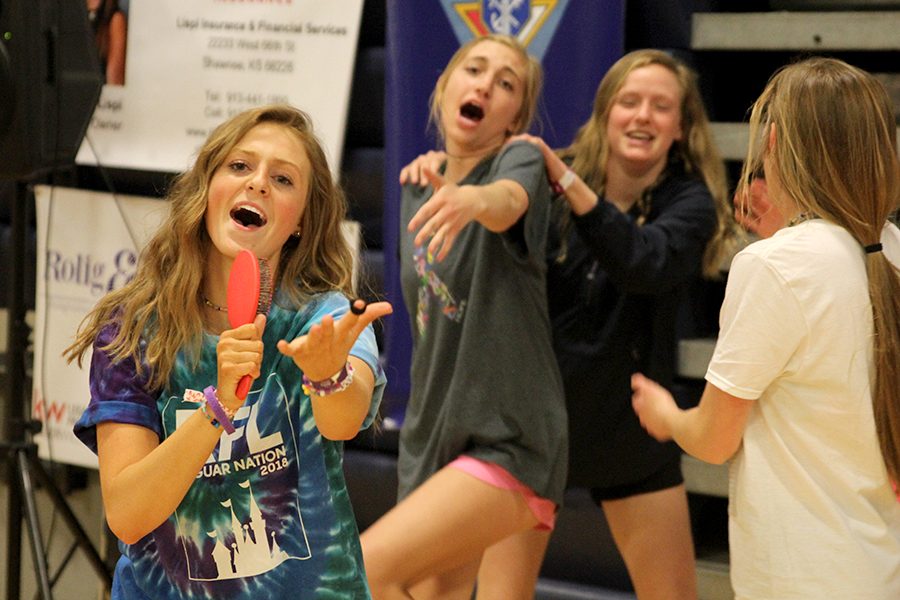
[302,361,355,397]
[203,386,236,434]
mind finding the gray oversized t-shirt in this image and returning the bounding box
[398,141,568,504]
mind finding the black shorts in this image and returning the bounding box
[588,455,684,503]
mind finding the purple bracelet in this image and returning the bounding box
[301,361,355,397]
[203,386,235,434]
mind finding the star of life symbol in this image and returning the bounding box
[440,0,570,60]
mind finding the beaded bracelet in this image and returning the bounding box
[202,386,236,434]
[301,361,355,397]
[199,402,221,429]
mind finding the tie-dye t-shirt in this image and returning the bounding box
[74,291,385,599]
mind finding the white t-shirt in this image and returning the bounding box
[706,219,900,599]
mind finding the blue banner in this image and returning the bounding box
[382,0,624,418]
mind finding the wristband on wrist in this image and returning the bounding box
[550,169,576,195]
[202,386,236,434]
[301,361,355,397]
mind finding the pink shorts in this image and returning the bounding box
[449,456,557,531]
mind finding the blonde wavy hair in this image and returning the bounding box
[739,57,900,482]
[65,104,354,391]
[428,33,543,144]
[561,49,736,277]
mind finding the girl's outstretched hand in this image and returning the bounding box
[276,300,393,380]
[399,150,447,186]
[216,313,266,410]
[631,372,678,442]
[408,169,483,261]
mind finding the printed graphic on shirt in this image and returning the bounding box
[163,377,310,583]
[413,245,466,337]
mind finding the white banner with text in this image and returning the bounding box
[32,186,168,468]
[76,0,363,175]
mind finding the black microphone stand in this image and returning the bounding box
[2,178,112,599]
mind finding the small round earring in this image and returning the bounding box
[291,230,302,239]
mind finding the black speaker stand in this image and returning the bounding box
[2,180,112,600]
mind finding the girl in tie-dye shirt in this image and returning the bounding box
[68,105,392,599]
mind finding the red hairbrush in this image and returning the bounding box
[227,249,273,399]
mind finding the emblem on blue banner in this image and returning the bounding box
[484,0,530,35]
[440,0,569,60]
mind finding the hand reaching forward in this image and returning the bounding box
[216,313,267,411]
[277,299,393,381]
[631,372,679,442]
[408,168,484,262]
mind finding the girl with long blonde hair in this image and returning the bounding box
[362,34,568,599]
[67,104,392,599]
[633,57,900,598]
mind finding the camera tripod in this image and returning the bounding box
[2,180,112,600]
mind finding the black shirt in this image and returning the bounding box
[547,170,718,489]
